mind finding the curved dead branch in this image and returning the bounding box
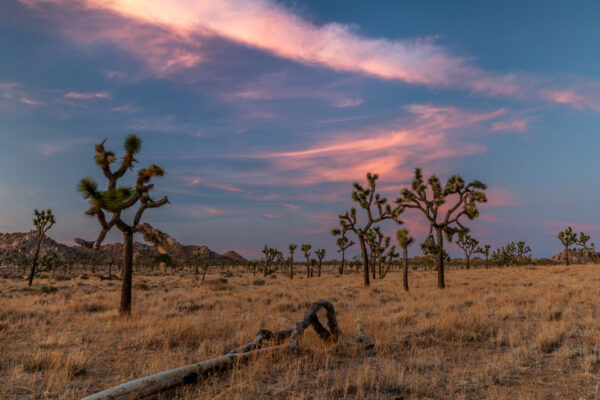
[81,300,341,400]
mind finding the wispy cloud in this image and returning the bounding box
[182,176,243,193]
[32,143,65,156]
[19,0,600,111]
[64,91,111,99]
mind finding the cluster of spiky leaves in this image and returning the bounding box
[288,243,297,254]
[557,226,578,248]
[456,233,479,257]
[476,244,491,258]
[332,221,355,253]
[491,241,532,266]
[396,228,414,249]
[301,243,312,258]
[398,167,487,242]
[315,248,326,261]
[33,209,55,236]
[262,245,283,264]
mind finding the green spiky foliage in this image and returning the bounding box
[380,244,399,279]
[576,232,591,264]
[365,226,390,279]
[396,228,414,291]
[301,244,312,278]
[475,244,491,269]
[515,241,532,265]
[27,209,56,286]
[288,244,297,279]
[332,222,355,275]
[261,246,282,277]
[75,135,169,315]
[315,248,326,277]
[557,227,577,266]
[339,172,403,287]
[456,233,479,270]
[398,168,487,289]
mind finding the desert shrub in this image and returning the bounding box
[40,285,58,294]
[537,323,566,353]
[23,353,51,373]
[253,279,266,286]
[79,274,89,280]
[134,282,149,291]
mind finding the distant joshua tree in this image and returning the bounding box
[301,244,312,278]
[476,244,491,269]
[315,249,326,277]
[396,228,414,291]
[576,232,591,264]
[365,226,388,279]
[288,244,297,279]
[380,244,399,279]
[398,168,487,289]
[262,246,281,277]
[332,222,354,275]
[557,227,577,266]
[75,135,169,315]
[27,209,55,286]
[338,173,403,287]
[456,233,479,270]
[515,241,532,265]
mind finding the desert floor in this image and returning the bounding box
[2,264,600,399]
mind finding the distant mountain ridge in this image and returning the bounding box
[0,231,246,263]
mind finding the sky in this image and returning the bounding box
[1,0,599,258]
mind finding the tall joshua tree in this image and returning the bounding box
[28,209,55,286]
[398,168,487,289]
[301,244,312,278]
[315,249,326,277]
[456,233,479,270]
[557,227,577,266]
[288,244,297,279]
[396,228,414,291]
[339,173,403,287]
[476,244,491,269]
[75,135,169,315]
[332,222,354,275]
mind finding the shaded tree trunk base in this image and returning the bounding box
[82,300,342,400]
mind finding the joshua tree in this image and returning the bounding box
[398,168,487,289]
[380,244,399,279]
[557,227,577,266]
[332,223,354,275]
[576,232,591,263]
[288,244,297,279]
[365,226,388,279]
[301,244,312,277]
[396,228,414,291]
[338,173,403,287]
[476,244,491,268]
[456,233,479,270]
[75,135,169,315]
[27,209,55,286]
[315,249,326,277]
[515,241,532,265]
[262,246,281,277]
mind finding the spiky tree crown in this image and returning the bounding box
[33,209,55,234]
[301,244,312,257]
[315,249,326,261]
[396,228,414,249]
[558,227,577,246]
[75,135,169,250]
[289,243,297,252]
[399,168,487,242]
[457,233,479,253]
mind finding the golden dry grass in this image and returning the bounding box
[2,265,600,399]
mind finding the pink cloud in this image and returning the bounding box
[259,212,282,219]
[182,176,243,192]
[490,118,530,133]
[64,91,111,99]
[19,0,600,111]
[19,96,44,105]
[112,103,139,112]
[284,204,300,211]
[483,188,520,208]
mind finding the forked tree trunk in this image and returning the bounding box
[27,236,43,286]
[359,238,370,287]
[403,247,409,292]
[436,228,445,289]
[120,230,133,315]
[565,245,570,266]
[466,255,470,270]
[290,255,294,279]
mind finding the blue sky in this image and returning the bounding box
[1,0,599,258]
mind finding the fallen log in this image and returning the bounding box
[81,300,341,400]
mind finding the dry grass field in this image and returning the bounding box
[2,264,600,399]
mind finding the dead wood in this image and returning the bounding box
[81,300,341,400]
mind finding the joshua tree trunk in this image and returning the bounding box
[305,257,310,278]
[318,261,322,277]
[466,256,470,270]
[359,238,369,287]
[403,247,409,292]
[120,230,133,315]
[339,248,345,275]
[27,236,43,286]
[290,256,294,279]
[201,268,207,284]
[485,254,489,269]
[436,227,445,289]
[564,245,570,266]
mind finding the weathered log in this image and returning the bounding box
[81,300,340,400]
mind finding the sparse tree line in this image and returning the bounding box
[10,134,599,316]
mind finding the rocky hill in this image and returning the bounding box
[0,231,246,264]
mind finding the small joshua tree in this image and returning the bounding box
[332,222,354,275]
[301,244,312,278]
[261,246,281,277]
[75,135,169,315]
[365,226,388,279]
[398,168,487,289]
[576,232,591,264]
[456,233,479,270]
[288,244,297,279]
[315,249,326,277]
[557,227,577,266]
[27,209,55,286]
[515,241,532,265]
[396,229,414,291]
[380,244,399,279]
[339,173,403,287]
[476,244,491,268]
